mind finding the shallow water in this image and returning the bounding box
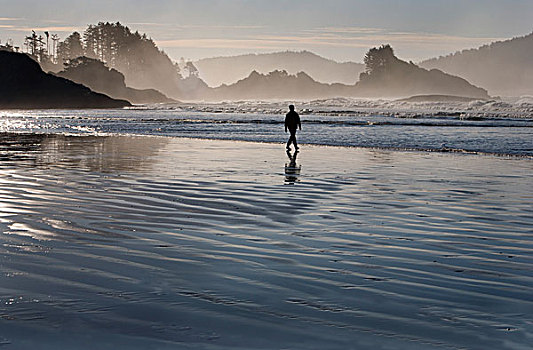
[1,99,533,155]
[0,135,531,349]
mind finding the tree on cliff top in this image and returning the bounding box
[57,32,84,63]
[363,44,395,74]
[56,22,184,98]
[356,44,488,98]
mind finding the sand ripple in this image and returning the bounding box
[0,135,532,349]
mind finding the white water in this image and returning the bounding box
[1,98,533,156]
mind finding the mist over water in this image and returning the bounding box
[194,51,364,87]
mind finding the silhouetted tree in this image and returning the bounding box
[50,22,213,98]
[25,31,39,56]
[51,34,60,63]
[184,61,199,78]
[363,44,395,74]
[0,39,15,52]
[57,32,84,63]
[72,22,183,96]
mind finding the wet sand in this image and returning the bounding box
[0,134,532,349]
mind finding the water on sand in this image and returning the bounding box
[2,100,533,156]
[0,134,531,349]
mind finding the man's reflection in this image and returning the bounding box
[284,150,301,184]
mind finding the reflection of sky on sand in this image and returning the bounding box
[1,133,169,172]
[37,135,169,173]
[0,134,169,241]
[0,135,532,349]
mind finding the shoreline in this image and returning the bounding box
[2,131,531,159]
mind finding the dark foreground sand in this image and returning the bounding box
[0,134,532,349]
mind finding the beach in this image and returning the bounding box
[0,134,531,349]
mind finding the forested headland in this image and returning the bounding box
[4,21,525,103]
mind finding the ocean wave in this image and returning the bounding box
[1,103,533,156]
[163,97,533,119]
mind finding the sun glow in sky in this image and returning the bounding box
[1,0,532,62]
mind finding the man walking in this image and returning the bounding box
[285,104,301,151]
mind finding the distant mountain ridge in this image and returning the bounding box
[194,51,364,87]
[204,48,488,101]
[420,32,533,96]
[208,70,352,100]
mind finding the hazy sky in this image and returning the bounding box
[1,0,532,62]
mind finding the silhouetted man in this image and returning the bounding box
[285,105,301,151]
